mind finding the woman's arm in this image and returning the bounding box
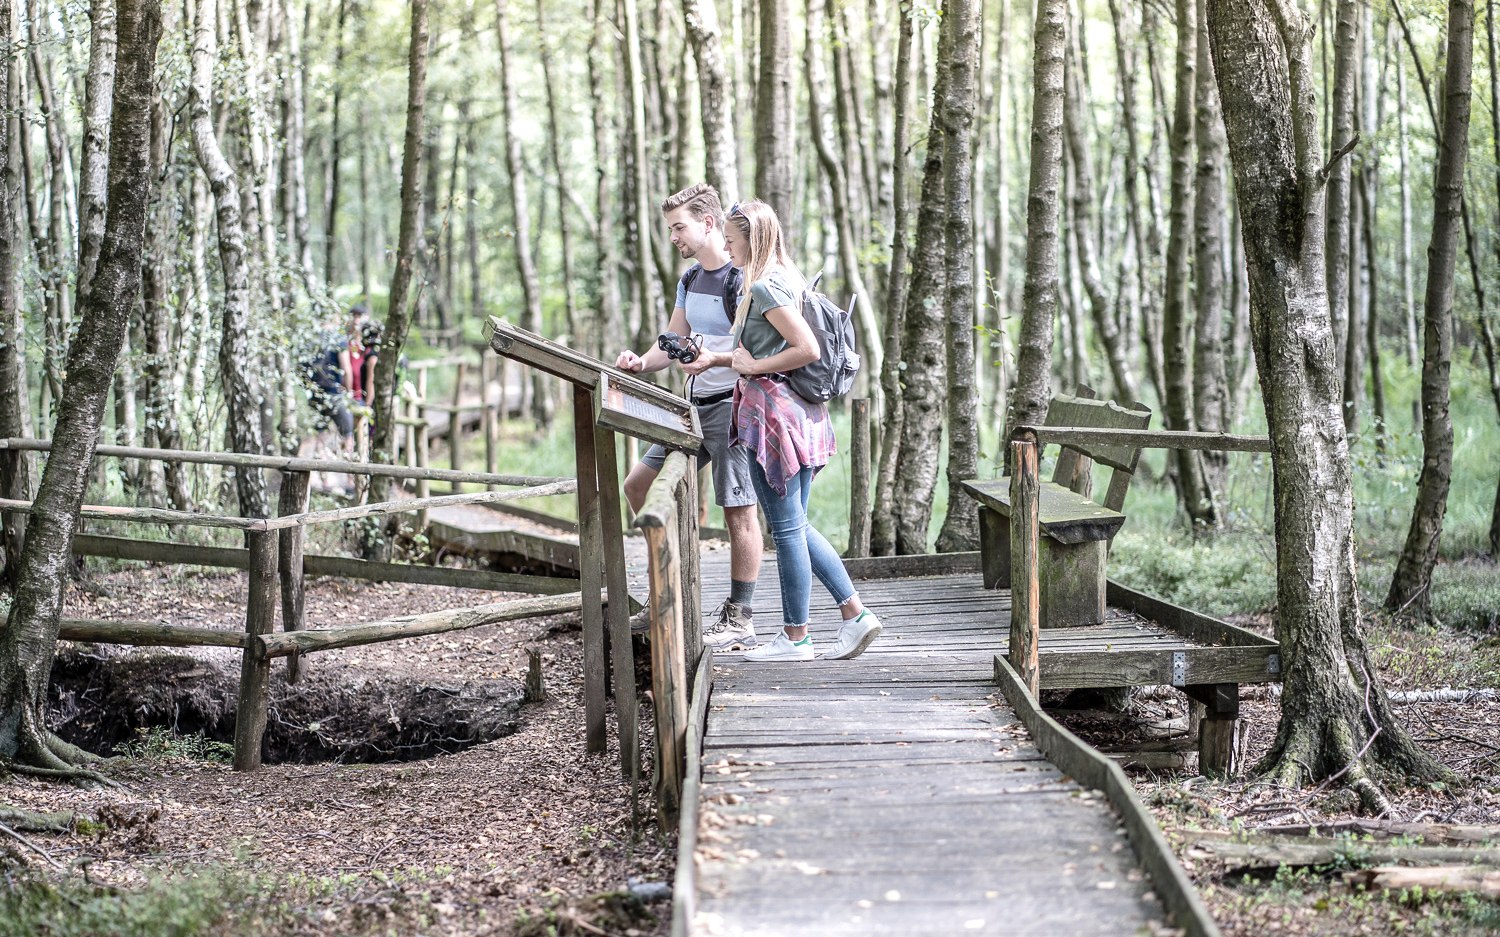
[731,304,819,376]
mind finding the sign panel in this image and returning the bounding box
[595,373,702,451]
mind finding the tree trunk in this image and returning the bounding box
[141,10,190,511]
[869,0,915,557]
[188,0,270,520]
[1326,0,1357,427]
[1062,38,1139,406]
[754,0,794,221]
[1207,0,1445,806]
[1488,0,1500,559]
[536,0,579,347]
[620,0,665,372]
[934,0,980,554]
[370,0,429,498]
[0,0,33,588]
[1004,0,1066,439]
[1161,0,1218,528]
[588,0,622,360]
[1396,51,1419,374]
[1385,0,1474,618]
[889,0,952,555]
[805,0,882,395]
[282,0,314,292]
[76,0,117,296]
[0,0,161,769]
[323,0,348,284]
[1358,2,1384,449]
[1192,0,1230,492]
[682,0,740,200]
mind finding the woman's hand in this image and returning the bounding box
[731,346,759,376]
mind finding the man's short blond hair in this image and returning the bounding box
[660,183,723,226]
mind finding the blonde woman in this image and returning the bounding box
[724,200,882,662]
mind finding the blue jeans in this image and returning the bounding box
[747,460,858,627]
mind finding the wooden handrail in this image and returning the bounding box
[0,480,577,532]
[635,450,694,824]
[1015,425,1272,453]
[0,438,561,488]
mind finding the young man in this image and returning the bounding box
[615,183,762,651]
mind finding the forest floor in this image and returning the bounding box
[0,564,673,937]
[1,559,1498,936]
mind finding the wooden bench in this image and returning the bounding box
[962,388,1151,628]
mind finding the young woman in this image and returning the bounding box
[724,200,882,662]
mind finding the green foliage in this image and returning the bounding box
[0,868,280,937]
[117,727,233,764]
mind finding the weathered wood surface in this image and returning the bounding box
[961,478,1127,545]
[687,555,1179,936]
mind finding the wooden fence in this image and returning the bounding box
[0,439,580,772]
[632,449,705,824]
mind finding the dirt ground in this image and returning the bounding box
[2,565,1498,936]
[3,564,673,936]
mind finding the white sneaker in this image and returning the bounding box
[827,611,882,660]
[742,631,815,662]
[703,600,757,652]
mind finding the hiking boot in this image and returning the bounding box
[703,599,757,652]
[742,631,815,662]
[826,610,882,660]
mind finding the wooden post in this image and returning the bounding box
[277,471,311,683]
[481,354,498,489]
[639,451,690,823]
[525,645,547,702]
[1008,433,1041,696]
[233,529,279,771]
[1187,683,1241,777]
[413,397,430,530]
[847,398,871,557]
[593,415,638,778]
[572,386,608,753]
[450,361,467,479]
[677,464,703,685]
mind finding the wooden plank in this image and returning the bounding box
[70,533,580,595]
[277,470,312,683]
[1038,646,1280,689]
[1106,580,1281,653]
[233,530,278,772]
[840,551,981,580]
[959,479,1126,545]
[642,488,688,823]
[572,387,608,754]
[0,437,564,488]
[1023,425,1272,453]
[58,619,247,648]
[1009,437,1040,696]
[256,592,587,657]
[677,466,703,687]
[994,654,1223,937]
[594,415,638,780]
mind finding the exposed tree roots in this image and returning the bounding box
[1257,711,1449,816]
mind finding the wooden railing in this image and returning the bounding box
[1004,424,1272,696]
[633,450,705,824]
[0,439,578,772]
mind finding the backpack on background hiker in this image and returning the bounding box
[784,271,861,404]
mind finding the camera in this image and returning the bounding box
[657,331,703,365]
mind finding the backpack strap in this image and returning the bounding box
[723,266,743,325]
[679,263,701,308]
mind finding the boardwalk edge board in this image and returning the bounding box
[994,654,1224,937]
[671,648,714,937]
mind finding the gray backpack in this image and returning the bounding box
[784,271,861,403]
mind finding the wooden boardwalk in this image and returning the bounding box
[688,561,1175,936]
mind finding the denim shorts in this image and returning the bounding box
[641,396,757,508]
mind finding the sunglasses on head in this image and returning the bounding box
[728,202,744,218]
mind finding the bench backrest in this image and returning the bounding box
[1045,386,1152,514]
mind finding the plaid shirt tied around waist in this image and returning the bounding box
[730,375,837,496]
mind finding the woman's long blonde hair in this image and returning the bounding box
[726,200,805,330]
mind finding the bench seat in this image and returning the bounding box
[960,478,1126,545]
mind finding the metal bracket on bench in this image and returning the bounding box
[1266,653,1281,677]
[1171,651,1187,687]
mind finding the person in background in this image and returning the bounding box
[614,183,763,652]
[724,200,882,663]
